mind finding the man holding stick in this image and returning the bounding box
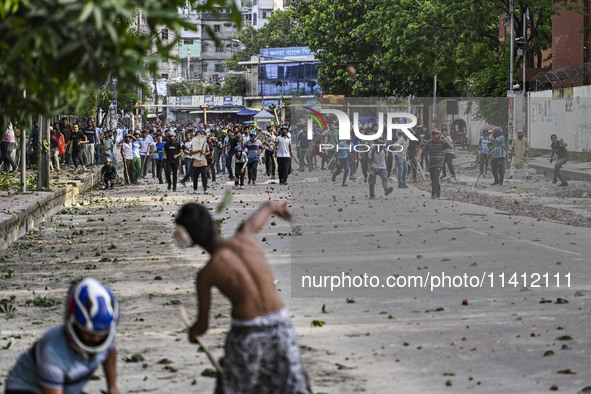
[175,201,311,394]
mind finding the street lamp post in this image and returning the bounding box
[508,0,515,144]
[522,8,528,136]
[201,105,210,125]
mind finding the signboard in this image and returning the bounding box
[192,96,204,107]
[213,96,243,107]
[260,47,314,61]
[167,96,244,108]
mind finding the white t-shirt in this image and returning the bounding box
[445,135,454,155]
[276,136,290,158]
[121,142,133,160]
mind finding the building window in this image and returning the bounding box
[216,45,224,53]
[161,73,168,79]
[202,64,208,73]
[215,64,224,72]
[253,0,258,5]
[162,29,168,40]
[214,24,221,33]
[262,12,267,19]
[252,13,257,26]
[184,39,193,45]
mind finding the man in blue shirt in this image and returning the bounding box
[4,278,120,394]
[155,134,166,184]
[332,140,351,186]
[490,127,506,186]
[479,129,492,176]
[296,127,313,172]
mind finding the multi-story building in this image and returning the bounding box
[200,7,240,81]
[178,7,202,80]
[242,0,287,29]
[239,46,321,109]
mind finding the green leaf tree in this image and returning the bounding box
[0,0,241,131]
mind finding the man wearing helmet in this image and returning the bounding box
[164,132,183,191]
[416,128,454,199]
[5,278,120,394]
[101,156,117,190]
[244,129,263,185]
[231,146,247,188]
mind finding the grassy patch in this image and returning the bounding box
[528,149,544,158]
[25,296,59,308]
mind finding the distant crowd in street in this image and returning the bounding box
[1,115,571,196]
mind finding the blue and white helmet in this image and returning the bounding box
[65,278,119,355]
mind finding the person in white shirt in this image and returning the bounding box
[275,125,292,185]
[139,131,153,178]
[189,130,209,193]
[120,134,136,184]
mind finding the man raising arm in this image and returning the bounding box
[175,201,311,394]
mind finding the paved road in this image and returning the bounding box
[0,163,590,393]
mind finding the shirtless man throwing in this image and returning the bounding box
[174,201,311,394]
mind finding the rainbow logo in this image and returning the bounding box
[304,107,328,131]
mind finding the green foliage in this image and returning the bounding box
[25,296,59,307]
[0,174,37,192]
[221,75,246,96]
[0,0,242,130]
[0,298,17,316]
[290,0,579,97]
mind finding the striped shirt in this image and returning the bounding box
[423,139,447,168]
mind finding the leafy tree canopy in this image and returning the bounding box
[290,0,579,97]
[0,0,241,130]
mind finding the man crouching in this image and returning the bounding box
[174,201,312,394]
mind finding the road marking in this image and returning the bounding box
[440,220,581,256]
[506,236,581,256]
[464,228,489,236]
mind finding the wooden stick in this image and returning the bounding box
[416,160,427,180]
[472,172,482,189]
[179,306,225,378]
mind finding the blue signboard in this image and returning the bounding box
[260,47,314,61]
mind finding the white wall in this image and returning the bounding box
[528,86,591,152]
[437,87,591,152]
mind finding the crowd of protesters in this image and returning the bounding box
[1,115,569,196]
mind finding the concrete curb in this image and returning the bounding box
[528,159,591,183]
[0,172,98,250]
